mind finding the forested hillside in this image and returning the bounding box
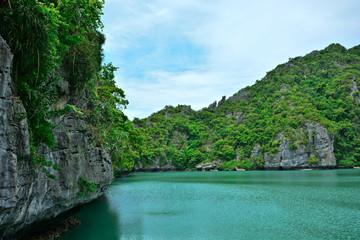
[129,44,360,172]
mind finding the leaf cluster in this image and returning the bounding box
[77,176,97,198]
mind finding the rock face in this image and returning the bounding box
[226,112,243,124]
[196,160,221,171]
[208,96,226,109]
[217,96,226,107]
[208,101,217,109]
[0,36,113,239]
[350,77,360,103]
[133,157,180,172]
[228,90,251,102]
[252,123,336,169]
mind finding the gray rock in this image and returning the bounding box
[226,112,243,124]
[0,36,13,98]
[0,35,113,239]
[235,167,245,171]
[180,105,192,115]
[208,101,217,109]
[334,60,346,69]
[309,50,319,56]
[350,77,360,103]
[208,96,226,109]
[250,144,261,158]
[280,86,288,92]
[251,123,336,169]
[217,96,226,107]
[133,157,180,172]
[165,111,171,118]
[196,160,221,171]
[228,90,250,102]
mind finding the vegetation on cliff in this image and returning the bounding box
[131,44,360,171]
[0,0,132,176]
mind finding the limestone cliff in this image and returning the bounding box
[251,123,336,169]
[131,143,184,172]
[0,36,113,239]
[133,157,180,172]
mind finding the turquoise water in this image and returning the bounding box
[60,170,360,240]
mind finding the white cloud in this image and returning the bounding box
[102,0,360,119]
[119,69,257,119]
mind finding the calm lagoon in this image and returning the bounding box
[60,169,360,240]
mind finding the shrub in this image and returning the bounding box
[77,176,97,198]
[289,144,297,150]
[308,155,320,165]
[239,159,256,170]
[251,156,264,169]
[338,157,355,168]
[219,160,238,171]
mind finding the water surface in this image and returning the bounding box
[60,170,360,239]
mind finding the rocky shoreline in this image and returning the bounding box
[130,165,343,174]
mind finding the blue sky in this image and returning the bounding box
[101,0,360,119]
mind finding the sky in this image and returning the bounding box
[101,0,360,119]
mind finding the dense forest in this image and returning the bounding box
[2,1,360,178]
[129,44,360,173]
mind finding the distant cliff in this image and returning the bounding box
[0,36,113,239]
[131,43,360,171]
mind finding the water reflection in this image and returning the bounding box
[59,195,120,240]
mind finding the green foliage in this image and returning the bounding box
[129,43,360,170]
[87,63,134,176]
[289,144,297,150]
[238,159,256,170]
[308,155,320,165]
[57,0,105,90]
[338,157,356,168]
[219,160,238,171]
[353,91,360,97]
[250,156,264,169]
[1,0,63,148]
[30,145,60,179]
[77,176,97,198]
[218,157,264,171]
[0,1,133,178]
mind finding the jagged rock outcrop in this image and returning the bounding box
[217,96,226,107]
[208,101,217,109]
[180,105,192,115]
[228,90,251,102]
[196,160,221,171]
[133,157,180,172]
[208,96,226,109]
[0,36,113,239]
[350,77,360,103]
[252,123,336,169]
